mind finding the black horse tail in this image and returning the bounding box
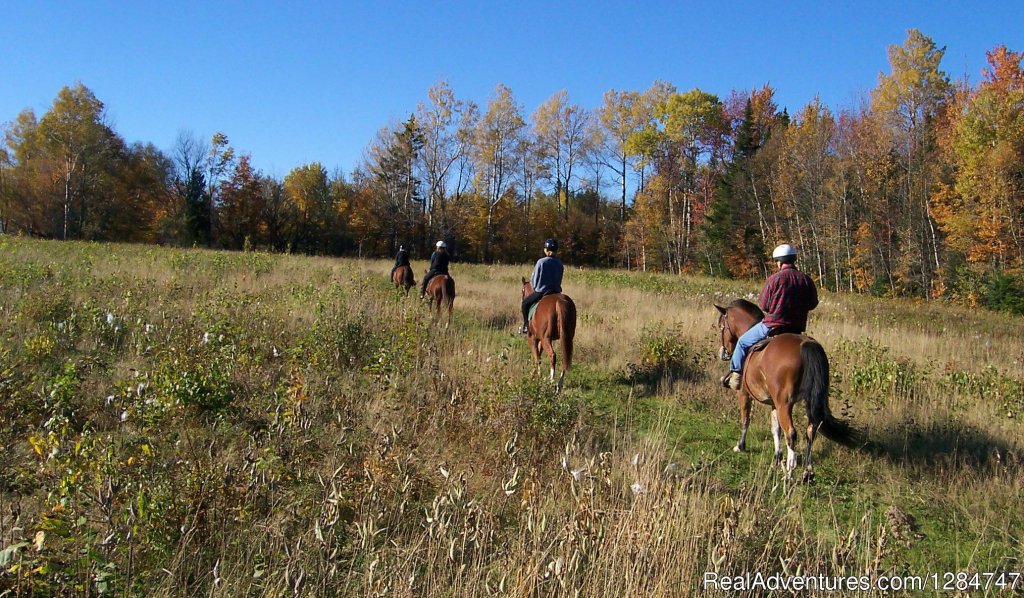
[801,340,860,447]
[443,277,456,309]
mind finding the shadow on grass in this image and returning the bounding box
[864,417,1020,469]
[483,312,517,330]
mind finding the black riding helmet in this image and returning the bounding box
[399,244,407,251]
[544,238,558,251]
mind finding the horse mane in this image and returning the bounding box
[729,298,764,322]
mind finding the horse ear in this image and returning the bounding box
[714,304,727,314]
[522,276,528,284]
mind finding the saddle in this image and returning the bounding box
[749,326,803,354]
[528,291,558,321]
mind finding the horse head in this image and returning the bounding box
[521,277,533,298]
[715,300,763,361]
[714,304,736,361]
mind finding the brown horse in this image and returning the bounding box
[425,274,455,327]
[392,264,415,295]
[715,299,857,481]
[522,278,576,391]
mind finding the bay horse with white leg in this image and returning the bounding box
[715,299,858,482]
[425,274,455,327]
[392,264,415,295]
[522,278,576,391]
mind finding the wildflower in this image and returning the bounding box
[120,410,129,422]
[106,312,115,325]
[630,481,645,494]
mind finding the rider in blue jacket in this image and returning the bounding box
[520,238,564,334]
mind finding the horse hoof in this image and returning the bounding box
[733,445,744,453]
[803,471,815,484]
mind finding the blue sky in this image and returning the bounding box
[2,1,1022,179]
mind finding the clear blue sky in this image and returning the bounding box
[3,1,1022,179]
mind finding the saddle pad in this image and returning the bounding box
[749,337,772,354]
[528,301,541,322]
[749,332,810,354]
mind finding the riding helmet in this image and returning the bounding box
[399,244,407,251]
[436,240,447,249]
[544,238,558,251]
[771,243,797,259]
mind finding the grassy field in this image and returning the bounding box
[1,237,1022,596]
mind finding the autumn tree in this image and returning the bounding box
[217,155,264,249]
[284,162,335,253]
[364,117,426,252]
[942,46,1024,269]
[533,90,591,219]
[172,131,210,246]
[593,89,646,221]
[872,28,952,294]
[35,83,120,239]
[415,81,477,248]
[472,84,525,261]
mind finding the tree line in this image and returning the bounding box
[2,29,1022,312]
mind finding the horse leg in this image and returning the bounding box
[803,421,819,483]
[556,341,566,392]
[777,404,798,478]
[734,392,751,453]
[541,338,557,384]
[771,409,783,466]
[530,336,542,375]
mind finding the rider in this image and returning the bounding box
[723,243,818,390]
[391,244,410,278]
[520,238,564,334]
[420,241,450,296]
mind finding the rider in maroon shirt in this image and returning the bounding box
[723,244,818,390]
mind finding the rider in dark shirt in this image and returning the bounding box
[420,241,450,295]
[521,238,564,334]
[391,244,410,278]
[723,243,818,390]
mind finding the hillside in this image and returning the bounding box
[1,237,1022,596]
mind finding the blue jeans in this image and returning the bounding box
[730,322,770,373]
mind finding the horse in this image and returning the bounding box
[522,278,576,391]
[715,299,858,481]
[392,264,415,295]
[424,274,455,327]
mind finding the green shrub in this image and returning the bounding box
[834,339,921,405]
[982,273,1024,315]
[624,327,701,386]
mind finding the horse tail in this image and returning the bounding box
[405,266,415,288]
[443,277,455,309]
[557,296,576,371]
[801,340,860,447]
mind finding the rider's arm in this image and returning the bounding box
[530,260,543,290]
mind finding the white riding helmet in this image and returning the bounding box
[772,243,797,259]
[436,240,447,248]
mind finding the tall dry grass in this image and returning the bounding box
[0,238,1021,596]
